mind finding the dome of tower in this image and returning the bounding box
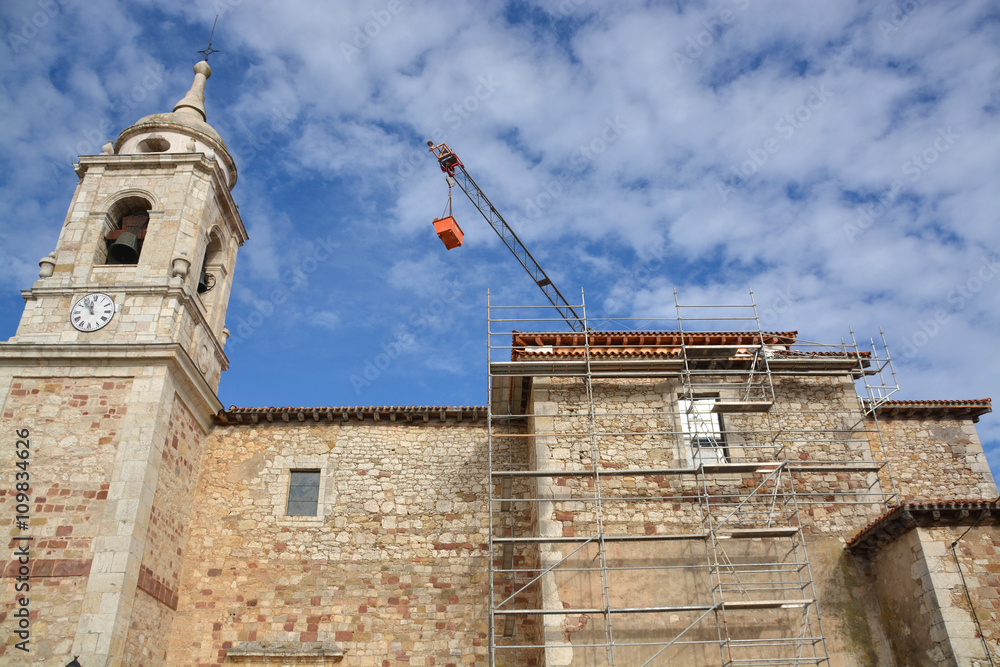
[114,60,237,189]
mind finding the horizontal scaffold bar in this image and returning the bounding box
[489,461,883,477]
[492,599,814,615]
[491,527,799,543]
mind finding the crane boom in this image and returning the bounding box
[428,142,585,332]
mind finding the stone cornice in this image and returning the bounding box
[19,284,230,373]
[846,498,999,558]
[0,342,222,430]
[110,120,237,188]
[863,398,992,422]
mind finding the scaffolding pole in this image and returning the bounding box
[486,289,896,665]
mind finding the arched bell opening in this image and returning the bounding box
[197,230,225,295]
[100,196,152,265]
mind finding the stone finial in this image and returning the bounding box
[38,252,56,278]
[173,60,212,122]
[102,141,114,155]
[171,256,191,279]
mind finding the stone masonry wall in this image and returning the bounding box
[123,392,207,665]
[953,524,1000,665]
[490,428,542,667]
[924,525,999,666]
[528,374,895,666]
[166,419,491,666]
[869,524,1000,666]
[870,527,941,666]
[873,417,997,500]
[0,376,129,663]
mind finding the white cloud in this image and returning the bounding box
[0,0,996,471]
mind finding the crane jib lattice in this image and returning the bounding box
[428,142,586,332]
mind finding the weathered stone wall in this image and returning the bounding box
[869,530,938,666]
[526,374,896,665]
[123,392,207,665]
[951,524,1000,666]
[923,525,999,666]
[0,376,128,664]
[124,589,176,666]
[867,524,1000,666]
[873,417,997,500]
[491,428,543,666]
[166,419,491,666]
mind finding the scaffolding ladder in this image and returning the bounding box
[486,289,897,666]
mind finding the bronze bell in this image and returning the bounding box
[109,232,140,264]
[197,266,211,293]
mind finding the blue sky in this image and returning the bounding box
[1,1,998,476]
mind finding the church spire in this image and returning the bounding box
[172,60,212,122]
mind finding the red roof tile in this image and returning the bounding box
[217,405,487,426]
[863,398,991,420]
[847,498,1000,556]
[508,330,871,362]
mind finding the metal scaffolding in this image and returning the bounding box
[485,289,898,666]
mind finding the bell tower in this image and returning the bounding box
[13,58,244,388]
[0,59,246,665]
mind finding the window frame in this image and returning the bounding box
[272,457,334,526]
[679,396,729,464]
[285,469,321,517]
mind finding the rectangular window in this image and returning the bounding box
[680,398,728,464]
[286,470,321,516]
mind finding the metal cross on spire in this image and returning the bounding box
[197,14,220,61]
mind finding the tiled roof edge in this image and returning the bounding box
[846,497,1000,557]
[216,405,488,426]
[863,398,992,420]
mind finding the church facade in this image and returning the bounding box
[1,61,997,667]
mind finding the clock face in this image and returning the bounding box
[70,293,116,332]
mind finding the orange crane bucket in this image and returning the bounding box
[433,216,464,250]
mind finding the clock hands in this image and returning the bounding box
[71,294,115,332]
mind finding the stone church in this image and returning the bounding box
[1,59,997,666]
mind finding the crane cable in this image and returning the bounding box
[441,183,454,219]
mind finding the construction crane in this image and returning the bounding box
[427,141,585,332]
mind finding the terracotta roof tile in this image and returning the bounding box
[846,497,1000,556]
[217,405,487,426]
[863,398,991,420]
[508,330,871,362]
[870,399,991,407]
